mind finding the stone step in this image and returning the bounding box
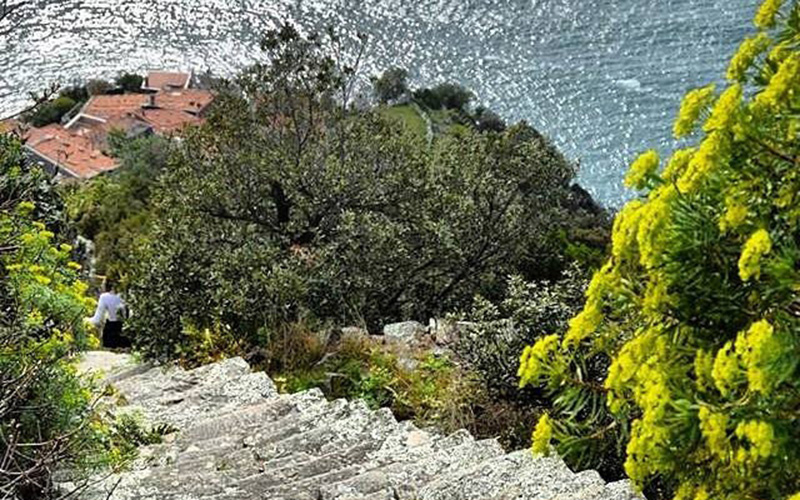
[320,436,505,500]
[236,420,465,498]
[416,449,602,500]
[178,389,327,444]
[106,399,399,499]
[115,357,251,405]
[128,398,356,491]
[74,354,643,500]
[551,480,641,500]
[122,370,278,429]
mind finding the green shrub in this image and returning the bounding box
[519,2,800,499]
[24,96,76,127]
[58,85,89,103]
[413,82,473,111]
[275,330,486,434]
[115,72,143,92]
[452,266,588,450]
[372,67,409,104]
[101,412,174,467]
[458,266,588,402]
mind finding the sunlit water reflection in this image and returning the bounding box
[1,0,759,206]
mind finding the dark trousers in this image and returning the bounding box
[102,321,131,348]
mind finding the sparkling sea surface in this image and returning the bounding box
[0,0,760,206]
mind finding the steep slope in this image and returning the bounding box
[77,353,641,500]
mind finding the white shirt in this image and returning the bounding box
[90,292,126,326]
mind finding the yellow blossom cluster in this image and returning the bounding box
[754,0,784,29]
[673,85,716,138]
[625,150,660,190]
[735,420,775,460]
[531,413,553,455]
[518,334,560,387]
[738,229,772,281]
[561,303,603,348]
[661,147,695,181]
[585,260,621,304]
[624,417,670,484]
[727,33,772,81]
[769,42,791,64]
[703,84,743,133]
[735,319,782,394]
[752,53,800,112]
[17,201,35,213]
[637,185,677,269]
[719,194,749,232]
[605,328,664,412]
[711,341,741,396]
[698,407,730,458]
[642,274,672,317]
[611,200,644,259]
[677,131,730,193]
[694,349,715,391]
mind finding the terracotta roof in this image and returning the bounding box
[81,90,213,133]
[81,94,149,120]
[136,108,204,133]
[22,77,214,180]
[25,124,117,178]
[155,89,214,114]
[145,71,191,90]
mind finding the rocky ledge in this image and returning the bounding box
[75,353,641,500]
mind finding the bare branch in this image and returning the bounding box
[0,0,26,36]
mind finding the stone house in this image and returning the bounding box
[24,71,213,179]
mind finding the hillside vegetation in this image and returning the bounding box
[518,2,800,499]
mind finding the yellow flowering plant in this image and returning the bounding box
[1,134,127,498]
[518,2,800,499]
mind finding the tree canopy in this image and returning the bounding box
[124,25,603,361]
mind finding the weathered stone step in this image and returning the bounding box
[117,363,277,429]
[124,398,357,495]
[145,391,334,470]
[235,423,472,499]
[102,399,402,499]
[319,435,505,500]
[74,354,643,500]
[179,389,327,444]
[551,480,640,500]
[416,449,600,500]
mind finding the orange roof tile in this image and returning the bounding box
[81,90,213,133]
[22,80,214,180]
[25,124,117,179]
[145,71,190,90]
[155,89,215,114]
[137,108,203,134]
[82,94,147,120]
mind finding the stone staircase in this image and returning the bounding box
[77,353,640,500]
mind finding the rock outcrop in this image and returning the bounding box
[77,353,640,500]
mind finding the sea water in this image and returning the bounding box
[0,0,759,206]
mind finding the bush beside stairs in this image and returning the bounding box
[75,352,641,500]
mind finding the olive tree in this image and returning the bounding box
[126,25,588,361]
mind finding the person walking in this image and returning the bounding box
[88,275,130,349]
